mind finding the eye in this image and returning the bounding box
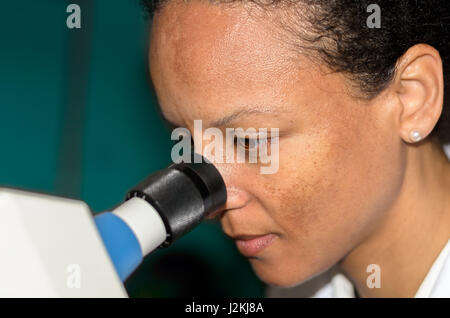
[234,136,269,152]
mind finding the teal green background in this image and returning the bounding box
[0,0,264,297]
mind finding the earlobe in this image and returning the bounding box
[393,44,444,144]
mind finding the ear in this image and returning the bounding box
[392,44,444,143]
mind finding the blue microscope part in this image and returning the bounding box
[94,212,143,281]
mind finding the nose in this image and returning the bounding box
[204,162,250,220]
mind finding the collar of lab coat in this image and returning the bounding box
[327,239,450,298]
[414,239,450,297]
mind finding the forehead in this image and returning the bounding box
[148,1,315,125]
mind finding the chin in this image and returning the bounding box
[249,257,320,289]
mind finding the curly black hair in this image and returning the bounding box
[142,0,450,145]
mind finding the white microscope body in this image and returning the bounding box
[0,156,226,297]
[0,188,128,297]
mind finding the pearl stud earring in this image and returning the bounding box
[409,130,422,142]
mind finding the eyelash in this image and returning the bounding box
[233,136,270,151]
[176,134,274,153]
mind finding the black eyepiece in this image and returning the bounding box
[126,153,226,247]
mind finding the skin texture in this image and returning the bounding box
[148,0,450,297]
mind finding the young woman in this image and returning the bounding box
[143,0,450,297]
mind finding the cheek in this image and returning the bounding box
[260,134,347,245]
[253,109,405,281]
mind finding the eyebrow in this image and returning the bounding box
[209,106,279,128]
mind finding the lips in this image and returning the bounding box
[234,233,277,257]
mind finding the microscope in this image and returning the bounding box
[0,154,226,297]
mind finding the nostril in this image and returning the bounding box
[207,191,250,222]
[204,208,226,221]
[204,188,249,221]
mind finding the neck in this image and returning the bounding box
[338,140,450,298]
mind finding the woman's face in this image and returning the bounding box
[149,1,406,287]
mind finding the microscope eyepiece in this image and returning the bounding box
[126,153,226,247]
